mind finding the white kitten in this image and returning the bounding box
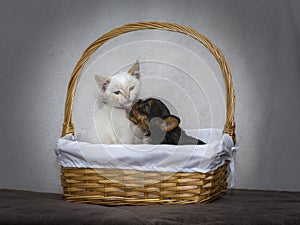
[85,61,146,144]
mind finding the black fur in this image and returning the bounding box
[131,98,206,145]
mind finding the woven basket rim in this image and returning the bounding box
[61,21,236,143]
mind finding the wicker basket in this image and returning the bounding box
[60,22,236,205]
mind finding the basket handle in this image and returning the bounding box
[61,22,236,143]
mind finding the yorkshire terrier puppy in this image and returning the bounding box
[128,98,206,145]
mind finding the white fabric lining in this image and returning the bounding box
[55,129,236,178]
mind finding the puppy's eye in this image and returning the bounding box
[142,102,150,112]
[114,90,121,95]
[129,86,135,91]
[138,102,147,113]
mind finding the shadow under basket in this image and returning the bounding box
[59,22,236,206]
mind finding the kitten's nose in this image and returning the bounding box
[124,94,130,100]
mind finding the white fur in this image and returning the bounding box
[87,104,146,144]
[85,61,147,144]
[101,72,140,108]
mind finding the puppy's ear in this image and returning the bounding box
[161,115,180,132]
[95,75,110,91]
[127,60,140,79]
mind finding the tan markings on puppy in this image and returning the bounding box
[138,115,149,132]
[161,116,180,132]
[128,102,149,132]
[147,99,153,107]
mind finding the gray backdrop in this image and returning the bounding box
[0,0,299,193]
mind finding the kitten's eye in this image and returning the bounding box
[129,86,135,91]
[114,91,121,95]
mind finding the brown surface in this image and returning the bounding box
[1,188,299,225]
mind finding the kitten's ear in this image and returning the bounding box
[127,60,140,79]
[95,75,110,91]
[161,116,180,132]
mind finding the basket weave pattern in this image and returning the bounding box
[61,162,228,205]
[60,22,236,205]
